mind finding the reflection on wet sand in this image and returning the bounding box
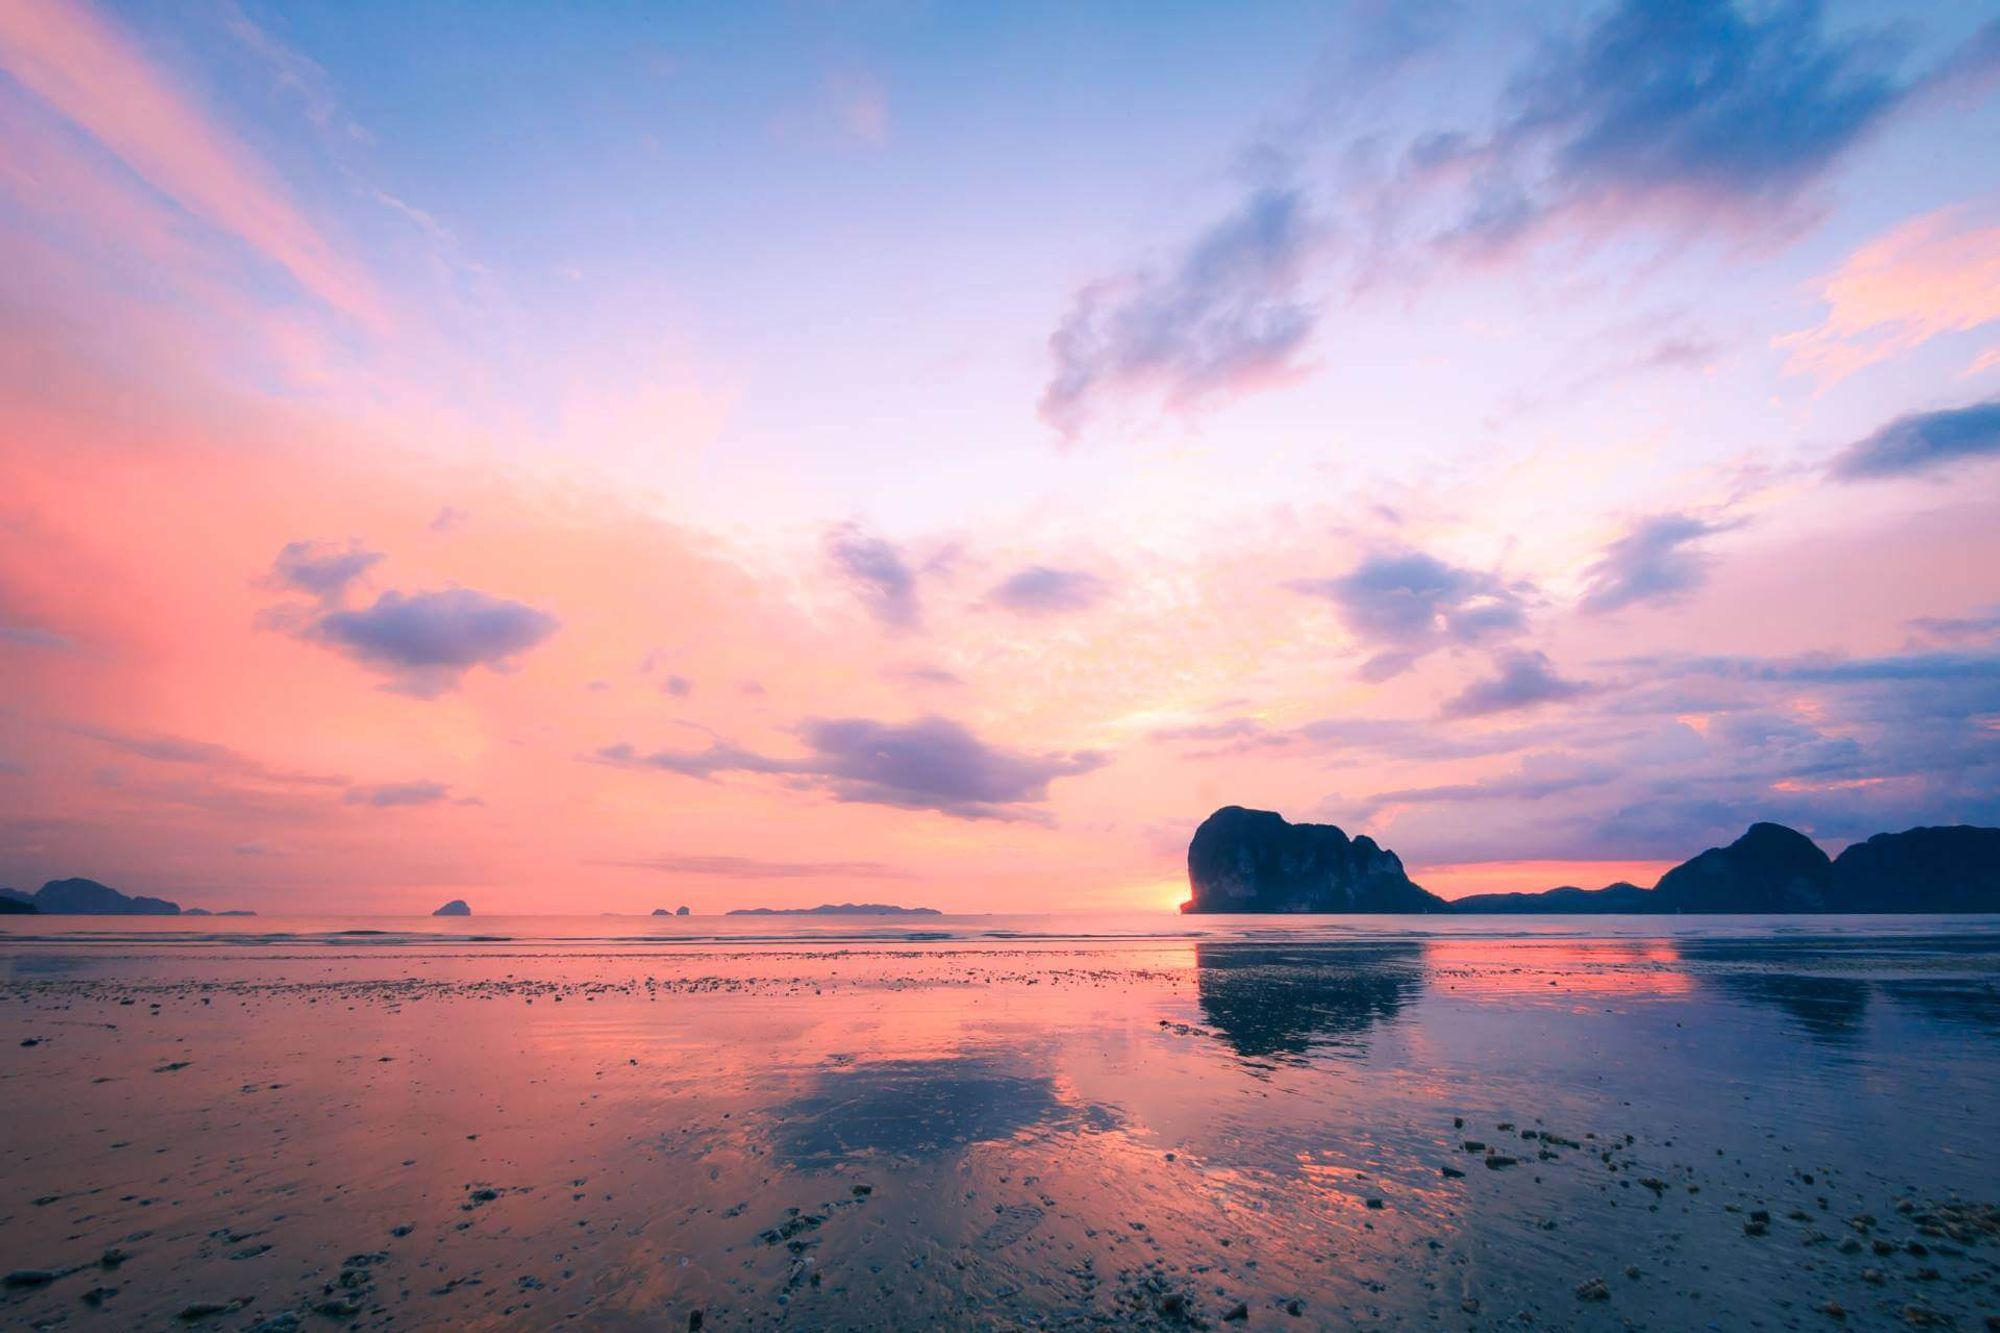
[1706,971,1873,1043]
[1681,936,2000,1045]
[1193,942,1424,1060]
[1879,977,2000,1036]
[2,928,1998,1330]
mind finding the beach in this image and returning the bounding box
[3,916,1998,1330]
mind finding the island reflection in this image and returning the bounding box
[1193,941,1425,1060]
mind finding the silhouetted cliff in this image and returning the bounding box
[1649,823,1834,912]
[1829,826,2000,912]
[1185,813,2000,914]
[1182,807,1446,913]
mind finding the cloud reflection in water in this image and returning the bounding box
[769,1055,1117,1168]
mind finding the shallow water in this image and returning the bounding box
[2,918,1997,1329]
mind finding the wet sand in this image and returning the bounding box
[3,925,1998,1330]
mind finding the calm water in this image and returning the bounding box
[2,916,1996,1329]
[7,908,2000,945]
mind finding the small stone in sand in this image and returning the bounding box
[177,1297,249,1319]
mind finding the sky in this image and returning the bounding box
[2,0,2000,913]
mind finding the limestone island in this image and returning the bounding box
[2,878,181,915]
[1,879,258,916]
[1182,807,2000,914]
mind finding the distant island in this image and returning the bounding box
[1182,807,2000,914]
[651,906,691,916]
[726,903,941,917]
[433,899,472,917]
[2,877,182,915]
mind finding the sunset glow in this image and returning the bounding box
[3,1,1999,913]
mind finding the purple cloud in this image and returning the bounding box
[62,723,347,786]
[1907,606,2000,643]
[344,780,451,807]
[988,566,1110,615]
[0,624,72,650]
[1443,650,1593,717]
[265,539,384,603]
[825,523,921,630]
[1367,643,2000,863]
[598,715,1106,821]
[1429,1,1995,256]
[1832,399,2000,480]
[1579,513,1732,614]
[1289,549,1528,679]
[305,588,559,697]
[1040,187,1321,440]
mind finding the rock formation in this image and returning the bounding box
[1181,807,1446,913]
[1828,826,2000,912]
[1185,812,2000,913]
[1649,823,1833,912]
[433,899,472,917]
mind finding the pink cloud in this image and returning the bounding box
[1778,206,2000,382]
[0,0,389,331]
